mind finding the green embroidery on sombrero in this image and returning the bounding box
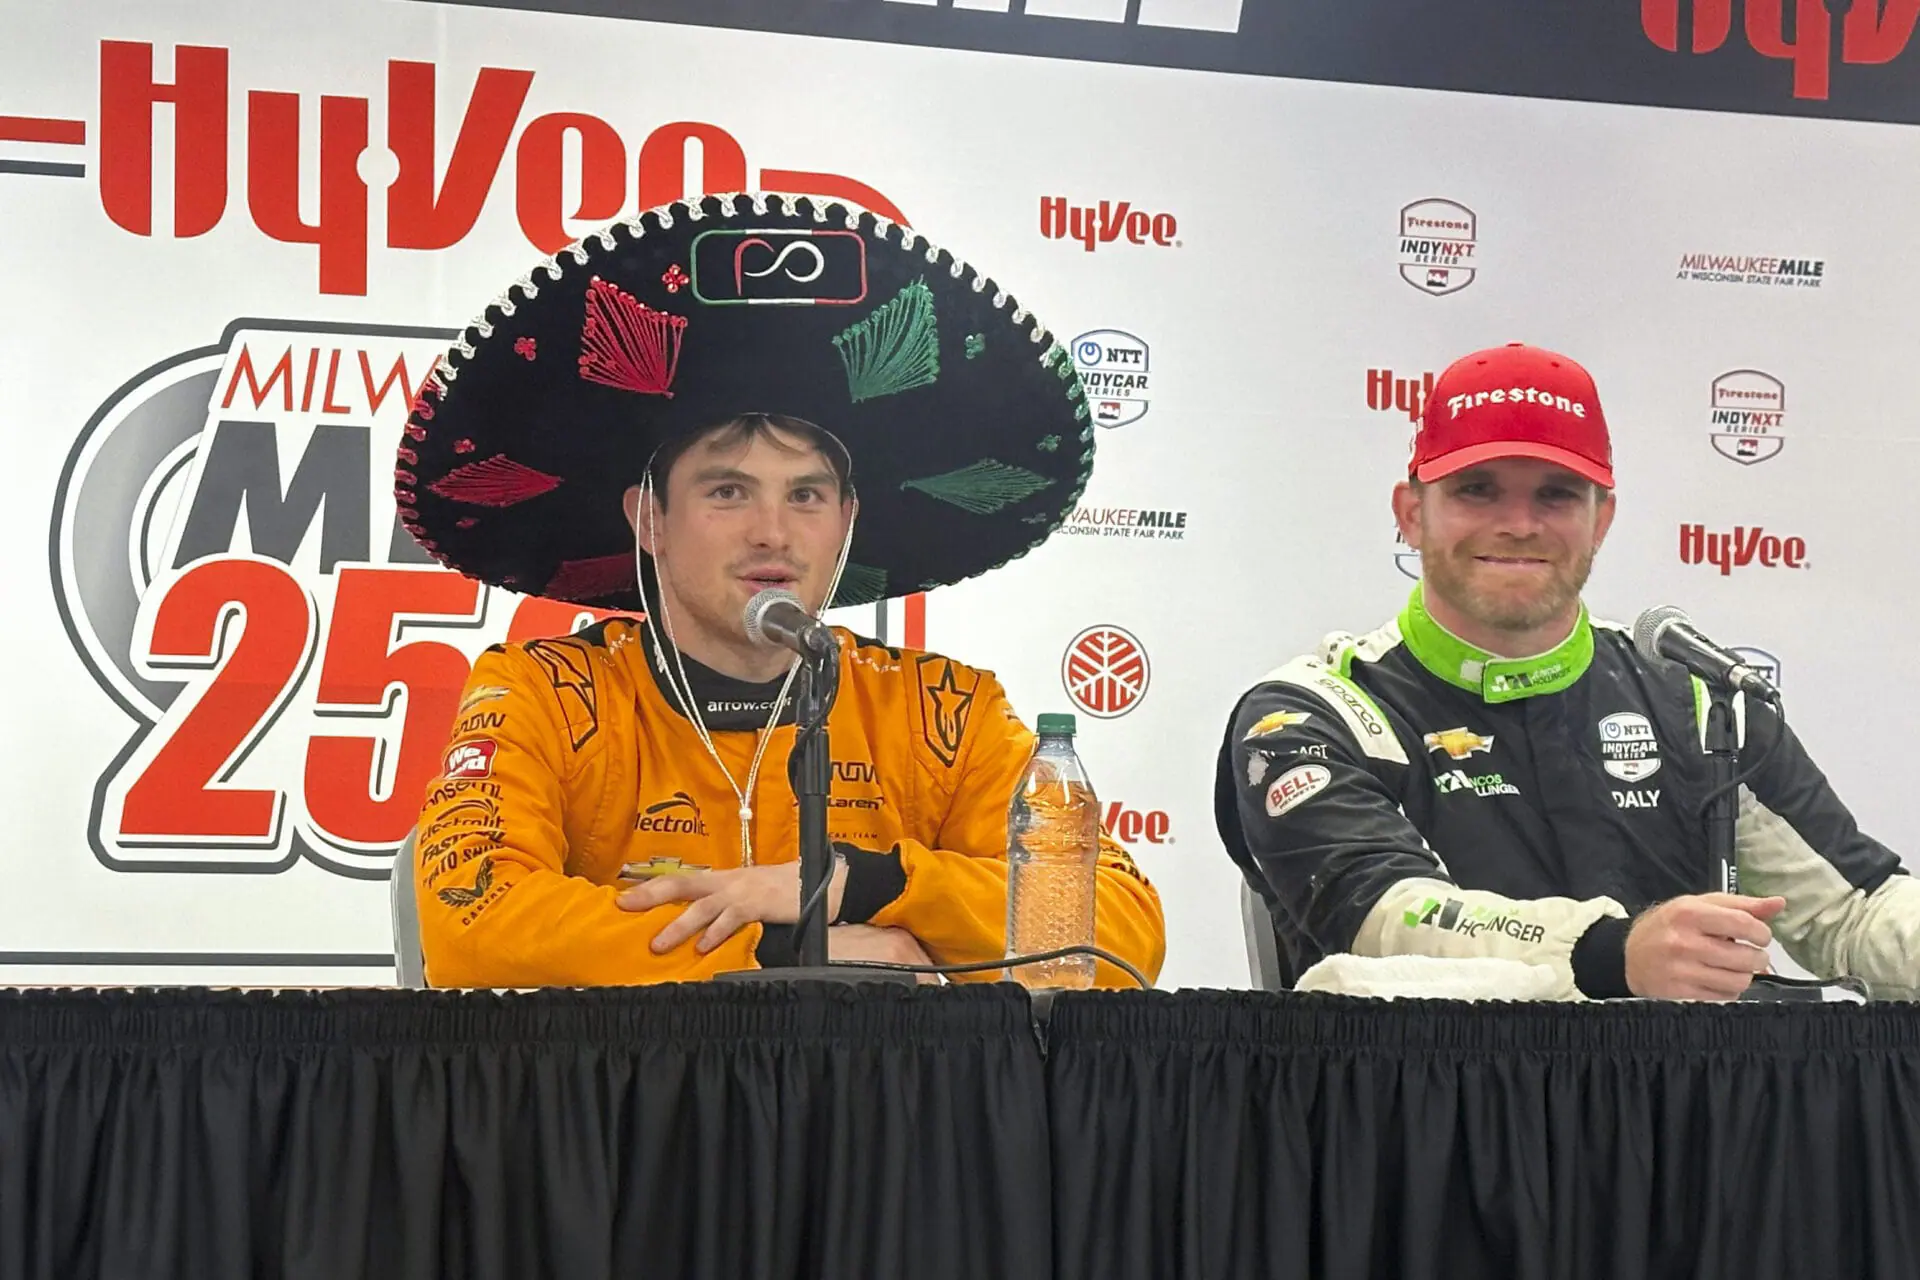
[834,561,888,606]
[1037,435,1060,452]
[1044,344,1088,409]
[965,333,985,360]
[834,278,939,403]
[901,459,1053,514]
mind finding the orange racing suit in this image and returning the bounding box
[414,618,1166,987]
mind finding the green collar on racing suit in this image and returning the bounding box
[1398,585,1592,704]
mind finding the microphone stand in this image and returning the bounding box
[791,647,835,968]
[718,637,915,986]
[1701,681,1740,897]
[1702,680,1846,1002]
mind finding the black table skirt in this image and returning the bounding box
[0,984,1051,1280]
[7,985,1920,1280]
[1046,990,1920,1280]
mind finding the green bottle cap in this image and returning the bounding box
[1036,713,1077,736]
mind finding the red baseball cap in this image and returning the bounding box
[1411,343,1614,488]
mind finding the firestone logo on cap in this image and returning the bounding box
[1412,344,1614,487]
[1444,385,1592,421]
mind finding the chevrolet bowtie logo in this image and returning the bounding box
[1424,727,1495,760]
[1244,709,1311,740]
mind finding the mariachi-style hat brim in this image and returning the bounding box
[397,193,1095,610]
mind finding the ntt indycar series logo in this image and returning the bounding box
[51,319,610,879]
[1071,329,1152,427]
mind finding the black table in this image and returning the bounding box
[4,985,1917,1280]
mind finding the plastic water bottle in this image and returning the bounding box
[1006,713,1099,990]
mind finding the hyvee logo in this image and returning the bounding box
[881,0,1243,32]
[1368,368,1438,423]
[1059,504,1189,543]
[1709,370,1787,465]
[52,320,616,879]
[635,792,709,836]
[45,41,905,296]
[1399,199,1477,295]
[1104,802,1173,845]
[1641,0,1918,102]
[1040,198,1180,252]
[1679,524,1808,574]
[1071,330,1153,427]
[1676,252,1825,289]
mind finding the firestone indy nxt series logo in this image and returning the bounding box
[51,319,618,880]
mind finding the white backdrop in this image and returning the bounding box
[4,0,1917,989]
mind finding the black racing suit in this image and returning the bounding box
[1215,587,1920,998]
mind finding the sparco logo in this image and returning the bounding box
[1040,198,1180,252]
[883,0,1244,31]
[1368,368,1438,423]
[1313,674,1389,739]
[1398,199,1477,295]
[1709,370,1787,465]
[635,792,709,836]
[1641,0,1918,102]
[1070,329,1153,427]
[1679,524,1808,575]
[10,41,904,296]
[51,320,610,878]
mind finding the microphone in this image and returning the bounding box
[1633,605,1781,704]
[743,588,839,661]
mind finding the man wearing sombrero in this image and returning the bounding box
[401,193,1166,987]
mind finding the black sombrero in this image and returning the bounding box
[396,193,1094,610]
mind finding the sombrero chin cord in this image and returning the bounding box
[634,469,857,870]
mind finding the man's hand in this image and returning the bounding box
[1625,893,1786,1001]
[618,862,848,954]
[829,924,940,983]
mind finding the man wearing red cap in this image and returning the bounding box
[1216,343,1920,1001]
